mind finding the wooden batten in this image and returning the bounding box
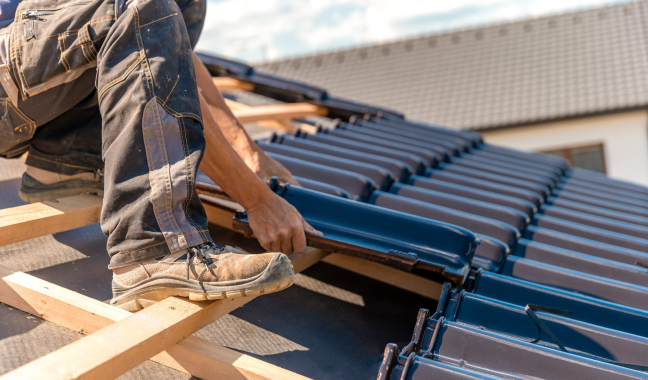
[213,77,255,93]
[0,295,253,380]
[224,98,252,111]
[322,254,443,300]
[234,103,328,124]
[0,194,102,247]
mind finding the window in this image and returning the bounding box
[544,143,606,173]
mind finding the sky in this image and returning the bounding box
[195,0,635,63]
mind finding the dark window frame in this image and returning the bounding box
[543,143,607,173]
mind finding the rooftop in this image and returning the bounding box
[257,1,648,130]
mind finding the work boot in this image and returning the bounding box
[19,166,104,203]
[110,244,295,311]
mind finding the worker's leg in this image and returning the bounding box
[25,92,102,175]
[97,0,211,267]
[175,0,206,48]
[18,92,104,202]
[0,0,292,310]
[16,0,206,203]
[99,0,293,310]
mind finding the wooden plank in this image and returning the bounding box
[297,123,319,134]
[201,194,240,230]
[234,103,327,124]
[224,98,252,111]
[0,194,102,247]
[0,265,297,380]
[0,248,326,379]
[154,338,310,380]
[255,119,296,133]
[322,253,443,300]
[223,99,299,133]
[213,77,255,92]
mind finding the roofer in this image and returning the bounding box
[0,0,320,311]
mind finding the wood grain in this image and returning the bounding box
[234,103,327,124]
[0,194,102,247]
[322,253,443,300]
[213,77,255,92]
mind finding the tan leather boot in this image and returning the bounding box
[110,244,295,311]
[19,165,103,202]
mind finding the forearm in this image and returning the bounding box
[198,93,271,210]
[192,53,260,164]
[193,52,299,185]
[193,55,319,253]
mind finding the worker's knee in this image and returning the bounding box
[137,0,205,48]
[125,0,193,50]
[175,0,206,49]
[98,0,199,111]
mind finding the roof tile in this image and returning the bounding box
[258,1,648,130]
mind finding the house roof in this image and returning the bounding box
[257,1,648,131]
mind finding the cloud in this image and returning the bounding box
[195,0,633,62]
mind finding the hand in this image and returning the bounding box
[242,149,301,186]
[246,191,322,255]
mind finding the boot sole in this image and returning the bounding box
[110,253,295,312]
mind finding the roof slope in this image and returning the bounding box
[258,1,648,130]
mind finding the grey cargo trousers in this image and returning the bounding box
[0,0,213,268]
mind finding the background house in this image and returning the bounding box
[257,1,648,185]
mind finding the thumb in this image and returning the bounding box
[279,173,301,187]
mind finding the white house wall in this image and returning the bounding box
[480,110,648,186]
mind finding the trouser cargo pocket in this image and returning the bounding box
[11,0,116,99]
[0,98,36,156]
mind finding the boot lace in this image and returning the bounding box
[185,243,224,279]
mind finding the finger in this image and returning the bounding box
[269,238,282,254]
[280,235,294,256]
[281,174,301,187]
[302,219,323,236]
[254,231,273,252]
[291,224,307,254]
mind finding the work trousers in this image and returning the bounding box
[0,0,213,268]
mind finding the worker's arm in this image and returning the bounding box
[193,53,298,185]
[198,93,321,255]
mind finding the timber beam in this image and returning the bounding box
[233,103,328,124]
[0,194,102,247]
[213,77,255,93]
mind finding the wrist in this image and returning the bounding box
[238,176,274,211]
